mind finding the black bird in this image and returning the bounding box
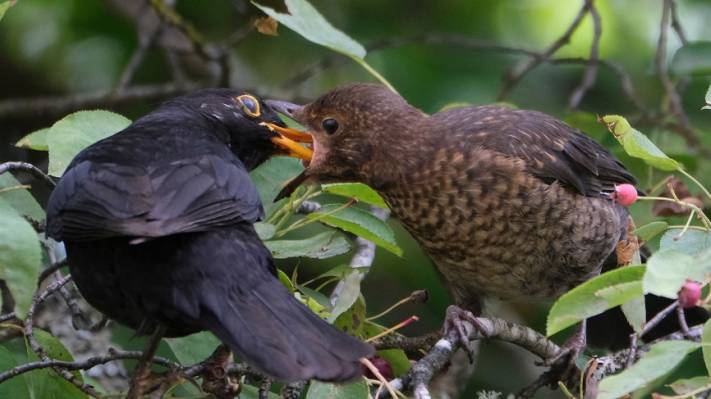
[45,89,373,383]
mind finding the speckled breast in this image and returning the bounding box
[382,147,628,306]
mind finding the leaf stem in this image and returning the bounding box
[275,198,356,238]
[679,167,711,202]
[353,57,398,94]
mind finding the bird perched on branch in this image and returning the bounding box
[46,89,373,385]
[268,83,706,380]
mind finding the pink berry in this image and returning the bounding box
[362,356,394,380]
[613,184,638,206]
[678,280,702,309]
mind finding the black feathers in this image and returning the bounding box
[46,89,372,382]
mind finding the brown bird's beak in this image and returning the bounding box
[259,122,313,161]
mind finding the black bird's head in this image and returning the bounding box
[159,88,313,169]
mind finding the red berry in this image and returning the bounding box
[362,356,394,380]
[613,184,638,206]
[678,280,702,309]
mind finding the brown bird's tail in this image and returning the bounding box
[199,271,373,382]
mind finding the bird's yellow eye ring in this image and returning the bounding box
[236,94,261,117]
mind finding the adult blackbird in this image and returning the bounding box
[46,89,373,383]
[268,84,706,362]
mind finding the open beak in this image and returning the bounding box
[259,122,313,161]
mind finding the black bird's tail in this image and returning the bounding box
[199,272,373,382]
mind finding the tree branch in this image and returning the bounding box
[498,0,592,100]
[568,0,601,109]
[376,316,560,398]
[0,162,56,189]
[0,83,202,119]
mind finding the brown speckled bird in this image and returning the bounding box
[272,83,633,306]
[266,83,642,374]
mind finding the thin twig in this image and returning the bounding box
[639,300,678,338]
[376,316,560,398]
[568,0,601,109]
[0,350,177,385]
[676,305,691,337]
[126,325,166,399]
[116,20,165,92]
[0,83,202,119]
[655,0,704,151]
[498,0,592,100]
[0,162,56,189]
[24,275,101,398]
[669,0,688,45]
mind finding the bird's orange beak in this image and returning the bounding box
[260,122,313,161]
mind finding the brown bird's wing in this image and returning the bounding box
[436,106,636,196]
[46,152,263,242]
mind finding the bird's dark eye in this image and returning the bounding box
[236,94,261,117]
[322,118,339,135]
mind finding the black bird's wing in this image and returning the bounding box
[437,106,637,196]
[47,152,263,242]
[110,227,373,382]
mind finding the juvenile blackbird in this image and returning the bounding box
[46,89,373,382]
[268,84,706,357]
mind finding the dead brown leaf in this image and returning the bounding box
[254,17,279,36]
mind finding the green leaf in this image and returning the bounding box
[377,349,411,377]
[643,249,707,298]
[315,264,370,280]
[669,376,711,395]
[321,183,388,208]
[47,110,131,177]
[328,270,362,322]
[546,265,645,336]
[253,0,366,60]
[660,228,711,256]
[305,379,369,399]
[241,385,281,399]
[164,331,221,365]
[597,340,700,399]
[265,231,350,259]
[0,174,45,221]
[621,295,646,334]
[0,0,15,22]
[277,269,295,291]
[28,329,86,399]
[633,221,669,242]
[704,318,711,376]
[671,41,711,76]
[15,128,49,151]
[600,115,681,171]
[310,204,402,256]
[703,85,711,110]
[251,157,304,215]
[0,344,31,399]
[254,222,277,240]
[334,296,366,336]
[0,200,42,318]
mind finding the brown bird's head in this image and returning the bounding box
[268,83,427,195]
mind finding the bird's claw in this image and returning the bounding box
[538,323,586,387]
[443,305,486,363]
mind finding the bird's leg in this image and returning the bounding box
[539,319,586,386]
[443,305,488,363]
[126,324,166,399]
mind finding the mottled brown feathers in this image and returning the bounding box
[292,83,633,305]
